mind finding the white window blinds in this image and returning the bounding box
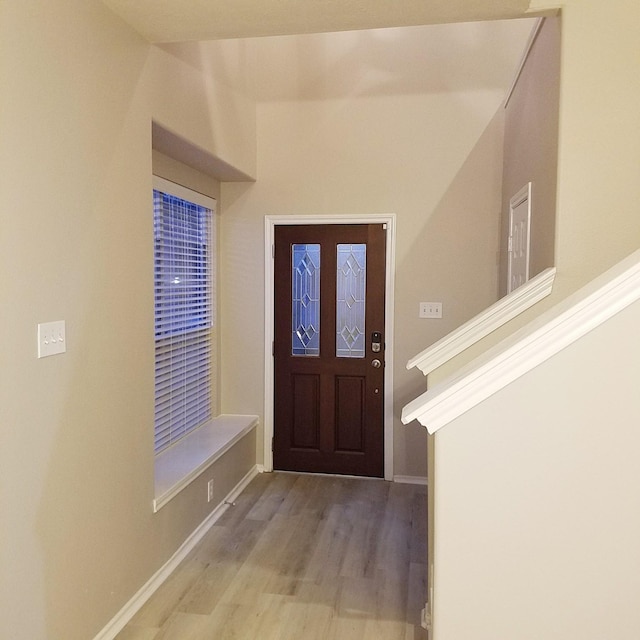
[153,179,215,454]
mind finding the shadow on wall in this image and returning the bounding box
[246,20,536,102]
[394,105,506,416]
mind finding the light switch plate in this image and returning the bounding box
[38,321,66,358]
[419,302,442,319]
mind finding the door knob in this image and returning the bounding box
[372,359,382,368]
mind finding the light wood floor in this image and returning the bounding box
[116,472,428,640]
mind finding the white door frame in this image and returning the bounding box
[264,214,396,481]
[507,182,532,294]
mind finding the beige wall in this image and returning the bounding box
[428,17,562,384]
[5,0,637,637]
[549,0,640,292]
[500,17,560,297]
[433,296,640,639]
[152,150,221,201]
[219,23,532,478]
[147,46,257,181]
[429,0,640,386]
[0,2,256,639]
[1,4,529,636]
[428,1,640,636]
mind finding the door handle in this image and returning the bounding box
[372,359,382,368]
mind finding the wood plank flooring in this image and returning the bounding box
[116,472,427,640]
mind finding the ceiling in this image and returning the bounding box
[100,0,551,43]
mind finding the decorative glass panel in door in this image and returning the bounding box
[336,243,366,358]
[291,243,320,356]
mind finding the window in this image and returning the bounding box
[153,177,216,454]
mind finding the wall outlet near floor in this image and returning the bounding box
[419,302,442,319]
[207,479,214,502]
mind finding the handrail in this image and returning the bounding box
[402,249,640,433]
[407,267,556,376]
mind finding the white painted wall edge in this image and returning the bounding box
[93,465,261,640]
[406,267,556,376]
[402,249,640,433]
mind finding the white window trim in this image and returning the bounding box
[263,214,397,481]
[152,176,217,453]
[152,175,225,510]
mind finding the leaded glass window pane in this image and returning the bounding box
[292,244,320,356]
[336,243,366,358]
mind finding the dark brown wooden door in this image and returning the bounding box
[273,224,386,477]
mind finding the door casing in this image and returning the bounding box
[264,214,396,480]
[507,182,532,294]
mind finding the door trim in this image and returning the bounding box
[507,182,532,294]
[264,214,396,481]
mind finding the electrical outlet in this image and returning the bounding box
[419,302,442,319]
[207,479,214,502]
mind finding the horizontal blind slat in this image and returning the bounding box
[153,188,214,454]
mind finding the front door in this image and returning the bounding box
[273,224,386,477]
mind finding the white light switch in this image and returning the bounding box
[38,321,66,358]
[419,302,442,319]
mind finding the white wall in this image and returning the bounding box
[433,296,640,639]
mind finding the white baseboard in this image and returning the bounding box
[393,475,428,485]
[94,464,260,640]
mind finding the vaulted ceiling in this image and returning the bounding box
[100,0,549,42]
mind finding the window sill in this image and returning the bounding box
[153,414,259,512]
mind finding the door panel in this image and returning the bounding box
[335,375,365,452]
[274,224,385,477]
[291,374,320,449]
